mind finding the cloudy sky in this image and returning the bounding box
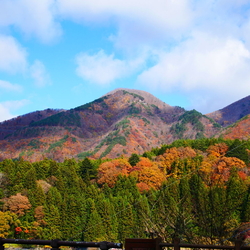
[0,0,250,122]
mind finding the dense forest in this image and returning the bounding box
[1,138,250,245]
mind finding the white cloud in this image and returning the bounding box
[0,35,27,73]
[0,0,61,43]
[0,80,22,92]
[5,99,30,109]
[57,0,193,50]
[30,60,51,87]
[137,32,250,113]
[75,50,144,85]
[58,0,192,27]
[0,99,30,122]
[1,0,250,115]
[0,36,50,88]
[55,0,250,57]
[0,104,14,122]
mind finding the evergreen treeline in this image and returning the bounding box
[0,138,250,245]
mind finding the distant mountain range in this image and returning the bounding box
[0,88,249,161]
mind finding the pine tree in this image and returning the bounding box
[177,177,193,241]
[226,139,249,164]
[33,159,50,179]
[28,184,46,208]
[46,187,62,207]
[24,167,37,190]
[133,194,150,238]
[43,204,62,240]
[225,168,247,235]
[129,153,140,166]
[80,158,97,181]
[207,184,227,244]
[241,187,250,222]
[189,174,209,240]
[63,195,84,240]
[114,196,135,243]
[96,198,118,241]
[84,201,105,241]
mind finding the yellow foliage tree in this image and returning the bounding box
[131,157,165,190]
[0,211,20,238]
[156,147,197,174]
[0,211,10,238]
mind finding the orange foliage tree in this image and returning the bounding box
[206,143,229,157]
[211,156,246,182]
[130,157,165,191]
[97,158,132,187]
[199,153,247,185]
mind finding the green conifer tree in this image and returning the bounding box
[96,198,118,241]
[241,187,250,222]
[115,196,135,243]
[207,184,227,244]
[46,187,62,207]
[23,167,37,190]
[84,201,105,241]
[28,184,46,208]
[189,174,209,240]
[226,139,249,164]
[43,204,62,240]
[225,168,247,234]
[133,194,150,238]
[80,158,97,181]
[128,153,140,166]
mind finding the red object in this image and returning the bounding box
[15,227,22,234]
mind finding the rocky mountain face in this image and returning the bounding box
[0,88,248,162]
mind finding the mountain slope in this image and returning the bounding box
[0,108,64,140]
[218,115,250,140]
[0,88,228,161]
[206,95,250,126]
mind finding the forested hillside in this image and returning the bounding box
[218,115,250,140]
[0,138,250,244]
[207,95,250,126]
[0,89,222,161]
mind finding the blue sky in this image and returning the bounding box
[0,0,250,122]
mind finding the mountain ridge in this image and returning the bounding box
[0,88,249,161]
[206,95,250,126]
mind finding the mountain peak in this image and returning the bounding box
[104,88,172,110]
[0,89,249,162]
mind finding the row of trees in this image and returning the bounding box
[0,138,250,244]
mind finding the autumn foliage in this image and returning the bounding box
[0,138,250,243]
[97,158,133,187]
[131,157,165,190]
[3,193,31,217]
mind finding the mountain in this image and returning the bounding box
[0,108,64,140]
[206,95,250,127]
[0,88,248,162]
[217,115,250,140]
